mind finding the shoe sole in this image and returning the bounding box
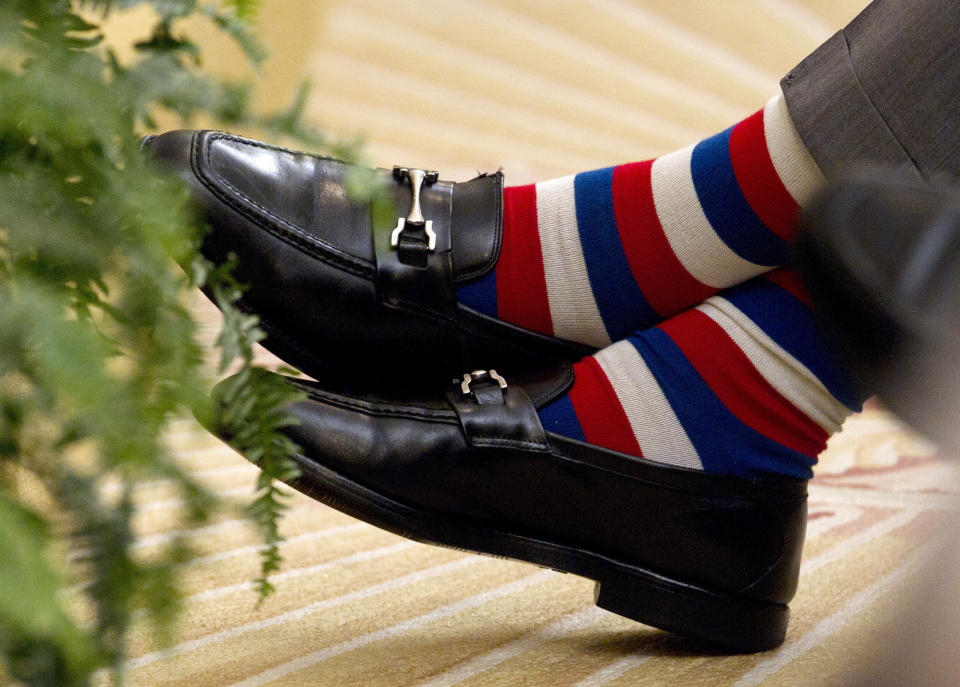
[228,298,593,391]
[284,451,790,653]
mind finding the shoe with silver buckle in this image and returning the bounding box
[213,363,809,653]
[144,130,594,390]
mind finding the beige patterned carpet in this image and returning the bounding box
[107,1,960,685]
[126,394,958,687]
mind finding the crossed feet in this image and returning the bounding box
[143,93,864,652]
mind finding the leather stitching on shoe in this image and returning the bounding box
[383,288,458,327]
[544,449,808,498]
[471,437,549,450]
[288,383,460,422]
[191,131,375,280]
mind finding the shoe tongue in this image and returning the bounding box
[450,172,503,282]
[512,362,575,409]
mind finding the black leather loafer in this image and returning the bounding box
[214,365,808,652]
[145,131,594,388]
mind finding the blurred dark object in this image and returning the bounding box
[853,524,960,687]
[798,172,960,686]
[795,171,960,447]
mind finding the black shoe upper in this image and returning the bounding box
[145,130,594,388]
[216,365,809,613]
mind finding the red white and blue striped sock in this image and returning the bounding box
[538,270,861,479]
[458,93,823,347]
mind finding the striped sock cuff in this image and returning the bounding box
[461,93,823,348]
[538,270,856,479]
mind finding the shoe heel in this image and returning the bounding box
[593,575,789,653]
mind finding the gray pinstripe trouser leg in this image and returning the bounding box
[781,0,960,182]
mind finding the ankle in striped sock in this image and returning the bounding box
[537,270,861,480]
[458,93,824,349]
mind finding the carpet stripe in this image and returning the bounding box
[572,654,654,687]
[180,523,371,570]
[799,509,921,576]
[808,485,960,510]
[804,503,863,538]
[593,0,780,90]
[126,557,482,671]
[184,542,416,606]
[225,570,554,687]
[69,523,372,596]
[415,606,606,687]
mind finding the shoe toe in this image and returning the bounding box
[141,129,197,185]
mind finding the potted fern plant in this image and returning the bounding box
[0,2,327,684]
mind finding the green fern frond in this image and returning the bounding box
[0,1,328,684]
[202,3,267,67]
[223,0,262,23]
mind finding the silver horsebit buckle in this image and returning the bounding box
[460,369,508,398]
[391,166,439,252]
